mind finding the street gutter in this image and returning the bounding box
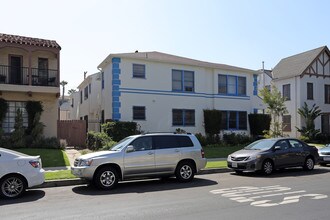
[34,168,231,189]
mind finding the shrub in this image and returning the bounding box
[86,131,115,151]
[10,109,26,148]
[25,101,44,135]
[203,109,222,136]
[223,132,252,146]
[195,133,208,146]
[102,121,139,142]
[248,114,271,137]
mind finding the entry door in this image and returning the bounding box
[38,58,48,85]
[10,56,22,84]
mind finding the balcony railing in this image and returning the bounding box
[0,65,58,87]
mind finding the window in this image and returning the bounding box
[1,101,28,134]
[133,64,146,78]
[84,86,88,100]
[101,72,104,89]
[172,109,195,126]
[325,85,330,104]
[89,83,91,94]
[71,98,74,108]
[321,114,330,134]
[289,139,303,148]
[307,83,313,100]
[172,70,194,92]
[133,106,146,120]
[220,111,247,130]
[282,115,291,132]
[237,77,246,96]
[153,136,193,149]
[80,91,82,104]
[130,137,152,151]
[218,74,246,96]
[283,84,290,100]
[101,110,105,124]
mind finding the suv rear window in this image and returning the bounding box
[153,136,194,149]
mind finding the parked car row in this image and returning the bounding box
[1,134,329,200]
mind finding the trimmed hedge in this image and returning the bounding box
[248,114,271,136]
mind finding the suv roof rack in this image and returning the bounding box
[142,132,192,135]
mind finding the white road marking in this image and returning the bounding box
[210,185,328,208]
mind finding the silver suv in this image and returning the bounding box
[71,133,206,189]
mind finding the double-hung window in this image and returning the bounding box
[1,101,28,134]
[220,111,247,130]
[218,74,246,96]
[84,86,88,100]
[325,85,330,104]
[133,64,146,78]
[282,115,291,132]
[307,83,313,100]
[283,84,291,100]
[172,109,195,126]
[133,106,146,120]
[172,70,194,92]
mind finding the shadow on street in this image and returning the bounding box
[72,177,218,196]
[0,190,45,206]
[229,166,330,178]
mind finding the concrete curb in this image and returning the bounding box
[35,168,231,189]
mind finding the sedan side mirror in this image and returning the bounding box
[126,145,135,153]
[274,146,281,151]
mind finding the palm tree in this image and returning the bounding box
[60,80,68,103]
[297,102,322,141]
[68,89,77,95]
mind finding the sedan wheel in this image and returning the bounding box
[0,175,26,199]
[94,167,119,190]
[304,157,314,171]
[176,162,194,182]
[262,160,273,175]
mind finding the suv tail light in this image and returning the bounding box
[29,160,41,168]
[201,149,205,158]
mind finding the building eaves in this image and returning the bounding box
[0,33,61,49]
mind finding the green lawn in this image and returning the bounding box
[203,145,243,158]
[45,170,77,180]
[15,148,70,167]
[205,161,227,168]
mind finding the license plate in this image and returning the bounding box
[232,162,238,168]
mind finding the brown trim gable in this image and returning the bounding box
[301,46,330,78]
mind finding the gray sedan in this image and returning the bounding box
[227,138,319,175]
[319,145,330,166]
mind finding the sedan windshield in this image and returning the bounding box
[110,137,134,151]
[244,139,277,150]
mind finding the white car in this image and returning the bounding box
[0,148,45,199]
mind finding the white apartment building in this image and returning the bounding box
[272,46,330,137]
[71,72,102,132]
[89,51,265,135]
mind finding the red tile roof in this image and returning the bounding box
[0,33,61,49]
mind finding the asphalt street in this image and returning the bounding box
[1,166,330,220]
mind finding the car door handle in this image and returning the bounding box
[148,152,154,155]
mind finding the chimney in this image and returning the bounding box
[84,71,87,79]
[262,61,265,71]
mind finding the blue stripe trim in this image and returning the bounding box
[112,57,121,120]
[120,88,250,100]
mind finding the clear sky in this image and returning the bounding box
[1,0,330,93]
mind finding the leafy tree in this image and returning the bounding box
[11,109,25,148]
[296,102,322,141]
[31,112,45,146]
[260,85,288,137]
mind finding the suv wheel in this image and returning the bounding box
[0,175,26,199]
[94,166,119,190]
[303,157,314,171]
[262,160,273,175]
[176,161,194,182]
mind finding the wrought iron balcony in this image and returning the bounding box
[0,65,59,87]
